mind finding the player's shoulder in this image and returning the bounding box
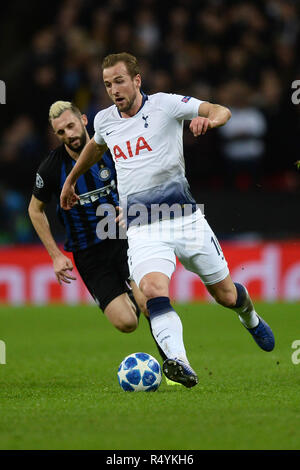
[37,145,64,174]
[33,146,65,198]
[94,105,116,128]
[148,92,171,103]
[148,92,185,108]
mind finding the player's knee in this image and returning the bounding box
[139,278,168,300]
[115,316,138,333]
[139,282,165,300]
[106,307,138,333]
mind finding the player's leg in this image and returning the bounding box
[129,280,147,317]
[127,225,185,362]
[127,223,198,388]
[139,270,189,362]
[139,270,198,388]
[114,240,176,360]
[177,211,274,351]
[73,241,139,333]
[111,239,143,322]
[206,275,275,351]
[114,236,172,355]
[103,292,138,333]
[131,279,168,361]
[205,274,256,324]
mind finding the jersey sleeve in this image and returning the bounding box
[32,157,55,203]
[156,92,204,121]
[93,112,106,145]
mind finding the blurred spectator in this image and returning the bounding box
[55,0,82,34]
[0,116,43,190]
[90,7,113,54]
[134,8,160,55]
[149,70,172,94]
[0,185,34,244]
[218,80,267,190]
[29,65,65,130]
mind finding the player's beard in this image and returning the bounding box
[115,91,137,113]
[66,130,87,153]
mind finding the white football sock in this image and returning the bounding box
[150,310,188,363]
[238,310,259,329]
[233,284,259,329]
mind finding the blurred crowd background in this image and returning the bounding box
[0,0,299,245]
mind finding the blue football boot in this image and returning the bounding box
[163,358,198,388]
[245,315,275,352]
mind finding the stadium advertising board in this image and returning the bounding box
[0,242,299,304]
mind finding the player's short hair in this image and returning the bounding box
[49,101,82,123]
[102,52,140,78]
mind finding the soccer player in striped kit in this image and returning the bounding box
[60,54,275,388]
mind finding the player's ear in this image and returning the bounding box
[81,114,88,126]
[134,74,141,89]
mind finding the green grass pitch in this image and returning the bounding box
[0,302,299,450]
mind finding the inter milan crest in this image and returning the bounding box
[98,167,111,182]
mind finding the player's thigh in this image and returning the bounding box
[127,224,176,287]
[109,238,131,284]
[73,242,129,313]
[176,216,229,285]
[104,292,138,332]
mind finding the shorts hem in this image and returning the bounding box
[132,258,176,287]
[201,267,229,285]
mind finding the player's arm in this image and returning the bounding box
[28,195,76,285]
[189,102,231,137]
[60,138,107,210]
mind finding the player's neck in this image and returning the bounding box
[120,91,143,118]
[66,149,79,161]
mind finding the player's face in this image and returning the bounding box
[52,110,87,153]
[103,62,141,114]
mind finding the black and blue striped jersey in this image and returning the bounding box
[32,144,119,252]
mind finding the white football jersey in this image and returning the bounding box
[93,92,203,210]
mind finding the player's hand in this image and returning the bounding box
[189,117,214,137]
[53,254,77,285]
[115,206,126,229]
[60,180,79,210]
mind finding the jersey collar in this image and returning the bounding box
[116,90,148,118]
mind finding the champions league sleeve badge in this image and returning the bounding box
[35,173,44,188]
[181,96,191,103]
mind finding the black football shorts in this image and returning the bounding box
[73,238,130,312]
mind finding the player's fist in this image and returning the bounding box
[60,180,79,210]
[189,117,214,137]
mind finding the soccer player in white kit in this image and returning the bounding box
[61,53,275,388]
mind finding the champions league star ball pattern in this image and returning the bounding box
[117,352,162,392]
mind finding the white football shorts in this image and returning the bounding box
[127,208,229,287]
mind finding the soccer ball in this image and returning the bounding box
[117,352,162,392]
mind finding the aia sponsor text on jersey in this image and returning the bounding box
[113,136,152,160]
